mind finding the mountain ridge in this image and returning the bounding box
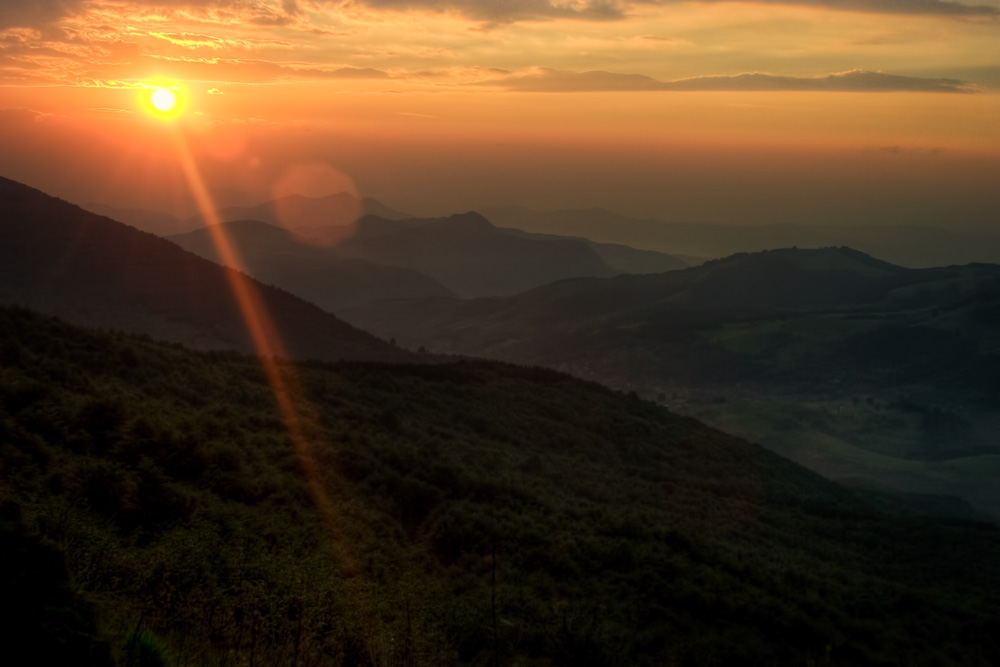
[0,176,414,363]
[168,218,457,311]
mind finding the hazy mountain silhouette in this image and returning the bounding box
[0,177,413,363]
[84,202,199,236]
[334,212,620,297]
[200,191,411,231]
[345,246,1000,516]
[169,219,455,311]
[499,227,688,273]
[483,205,1000,268]
[86,191,411,238]
[165,211,680,307]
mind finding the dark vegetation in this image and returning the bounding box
[2,306,1000,665]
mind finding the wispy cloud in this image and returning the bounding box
[0,0,306,31]
[0,0,995,35]
[147,31,292,51]
[135,55,393,83]
[350,0,628,24]
[484,68,977,92]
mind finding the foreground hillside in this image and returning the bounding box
[2,306,999,665]
[0,177,411,363]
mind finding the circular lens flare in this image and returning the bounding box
[151,88,177,113]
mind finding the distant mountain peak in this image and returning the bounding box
[441,211,493,229]
[707,246,904,275]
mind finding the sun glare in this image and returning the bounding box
[151,88,177,113]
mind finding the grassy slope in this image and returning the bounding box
[2,306,1000,666]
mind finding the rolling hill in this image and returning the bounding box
[344,247,1000,516]
[0,177,413,363]
[333,212,621,297]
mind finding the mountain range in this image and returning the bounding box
[85,191,412,238]
[344,246,1000,516]
[169,213,688,304]
[482,205,1000,268]
[0,177,412,363]
[90,193,1000,270]
[13,176,1000,519]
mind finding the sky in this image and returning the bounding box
[1,0,998,226]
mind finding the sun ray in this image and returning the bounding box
[165,126,381,627]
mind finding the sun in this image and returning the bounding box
[151,88,177,113]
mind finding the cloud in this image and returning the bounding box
[0,1,85,30]
[310,65,390,79]
[725,0,998,16]
[350,0,997,22]
[873,145,945,155]
[147,31,292,51]
[131,55,392,83]
[1,0,994,34]
[352,0,627,23]
[487,68,667,91]
[0,0,305,30]
[0,107,58,124]
[485,68,976,92]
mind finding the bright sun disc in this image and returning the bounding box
[151,88,176,112]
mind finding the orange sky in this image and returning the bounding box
[1,0,998,225]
